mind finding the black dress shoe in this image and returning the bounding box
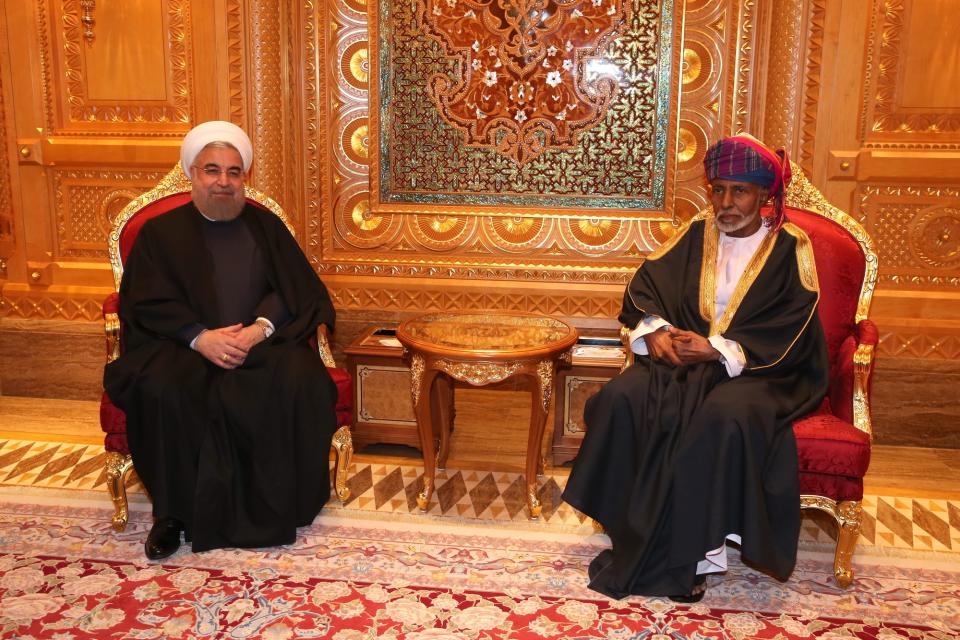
[145,517,183,560]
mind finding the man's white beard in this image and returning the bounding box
[715,211,759,235]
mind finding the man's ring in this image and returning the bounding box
[222,353,228,362]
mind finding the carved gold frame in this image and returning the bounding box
[365,0,683,219]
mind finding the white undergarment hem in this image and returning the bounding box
[696,533,742,575]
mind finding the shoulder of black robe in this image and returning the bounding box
[239,204,336,341]
[115,204,219,351]
[619,216,709,334]
[722,220,826,378]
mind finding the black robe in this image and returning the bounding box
[561,216,828,599]
[104,202,338,553]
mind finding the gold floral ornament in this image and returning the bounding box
[424,0,626,165]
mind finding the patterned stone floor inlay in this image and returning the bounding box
[2,437,960,552]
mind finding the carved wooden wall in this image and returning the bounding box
[755,0,960,359]
[0,0,958,359]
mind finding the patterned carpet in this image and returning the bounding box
[1,495,959,638]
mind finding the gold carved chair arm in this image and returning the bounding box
[619,325,635,372]
[317,323,336,369]
[103,292,121,363]
[851,318,878,439]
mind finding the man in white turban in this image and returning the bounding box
[105,121,338,560]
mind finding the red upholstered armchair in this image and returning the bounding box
[100,166,354,532]
[617,169,877,587]
[785,170,877,588]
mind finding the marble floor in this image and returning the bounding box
[2,394,960,554]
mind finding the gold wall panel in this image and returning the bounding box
[249,1,286,213]
[2,0,958,363]
[0,288,104,321]
[859,184,960,287]
[758,0,826,174]
[328,282,621,319]
[52,169,167,259]
[39,0,193,133]
[0,68,13,257]
[861,0,960,147]
[878,330,960,360]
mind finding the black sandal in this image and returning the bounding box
[668,573,707,603]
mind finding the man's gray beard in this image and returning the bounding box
[203,198,244,221]
[193,188,244,221]
[715,212,759,235]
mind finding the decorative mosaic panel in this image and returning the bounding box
[319,0,750,273]
[369,0,679,215]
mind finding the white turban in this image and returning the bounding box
[180,120,253,177]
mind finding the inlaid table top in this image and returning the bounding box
[397,312,577,359]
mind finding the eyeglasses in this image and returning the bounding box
[193,165,244,180]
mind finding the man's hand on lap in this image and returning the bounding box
[669,328,722,365]
[195,324,251,369]
[644,326,683,366]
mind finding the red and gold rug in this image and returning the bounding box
[1,493,958,639]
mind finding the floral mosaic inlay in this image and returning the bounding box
[374,0,677,211]
[424,0,625,165]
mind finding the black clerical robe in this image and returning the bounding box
[562,215,828,599]
[104,202,338,552]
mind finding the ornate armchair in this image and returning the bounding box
[100,166,354,532]
[785,170,877,588]
[618,169,877,587]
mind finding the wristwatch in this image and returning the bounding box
[255,318,274,338]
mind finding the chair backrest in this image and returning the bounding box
[784,170,878,423]
[107,165,292,290]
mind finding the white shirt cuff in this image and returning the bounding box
[189,329,206,351]
[628,315,672,355]
[708,335,746,377]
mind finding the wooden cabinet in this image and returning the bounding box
[551,336,625,466]
[344,326,423,451]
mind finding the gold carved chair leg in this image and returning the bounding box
[833,500,862,588]
[105,451,135,532]
[801,495,862,588]
[331,425,353,503]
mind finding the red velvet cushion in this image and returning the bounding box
[793,413,870,480]
[799,470,864,502]
[327,366,353,428]
[100,391,129,455]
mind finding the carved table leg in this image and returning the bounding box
[524,359,554,519]
[411,354,440,511]
[433,374,455,471]
[105,451,135,532]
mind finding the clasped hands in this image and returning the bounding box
[643,326,721,366]
[195,323,265,369]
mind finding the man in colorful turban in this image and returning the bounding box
[563,134,828,602]
[105,121,338,560]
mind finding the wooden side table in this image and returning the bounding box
[397,311,578,519]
